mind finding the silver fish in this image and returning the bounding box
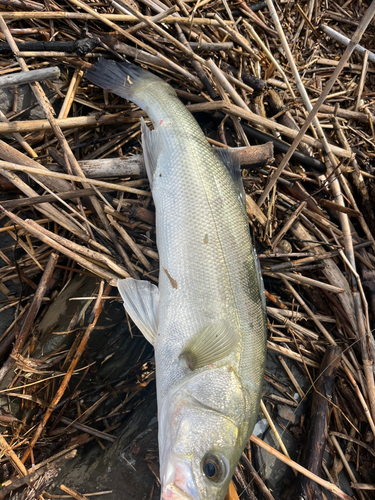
[86,60,267,500]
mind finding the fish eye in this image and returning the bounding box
[202,454,227,483]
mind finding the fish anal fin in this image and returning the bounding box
[215,148,245,206]
[117,278,159,344]
[179,320,239,370]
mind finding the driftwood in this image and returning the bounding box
[62,143,274,179]
[60,484,91,500]
[214,113,326,172]
[0,168,83,234]
[251,435,352,500]
[0,113,139,134]
[296,346,342,500]
[0,187,114,209]
[220,61,267,92]
[0,66,60,88]
[69,155,145,178]
[0,0,44,10]
[189,42,234,51]
[0,253,59,384]
[0,140,72,193]
[108,202,156,226]
[0,11,231,22]
[0,450,77,499]
[321,24,375,63]
[0,38,100,56]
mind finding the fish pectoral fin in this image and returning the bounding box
[215,148,246,207]
[117,278,159,344]
[179,320,239,370]
[141,117,162,188]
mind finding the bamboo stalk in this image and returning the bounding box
[107,213,152,272]
[289,221,358,334]
[330,434,366,500]
[0,168,83,235]
[0,139,72,193]
[0,110,37,158]
[0,12,231,23]
[0,112,138,134]
[0,161,152,196]
[355,49,369,111]
[241,454,275,500]
[260,400,293,461]
[22,282,109,462]
[250,435,352,500]
[271,202,307,249]
[342,362,375,435]
[0,207,122,284]
[218,103,352,158]
[265,271,345,294]
[125,5,178,35]
[0,451,77,500]
[297,346,342,499]
[267,341,320,368]
[0,253,59,384]
[58,68,84,119]
[280,278,338,345]
[205,58,249,109]
[243,20,295,98]
[25,220,129,278]
[321,24,375,63]
[258,0,375,205]
[60,485,89,500]
[267,308,319,340]
[68,0,202,86]
[214,14,259,58]
[0,435,28,477]
[0,102,355,159]
[277,357,305,399]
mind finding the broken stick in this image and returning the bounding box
[297,345,343,500]
[0,66,60,88]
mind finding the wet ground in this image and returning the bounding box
[34,274,160,500]
[0,256,356,500]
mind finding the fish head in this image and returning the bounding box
[159,367,259,500]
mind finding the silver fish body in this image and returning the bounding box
[86,60,267,500]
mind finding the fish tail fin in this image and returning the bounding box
[85,59,173,108]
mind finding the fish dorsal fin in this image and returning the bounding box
[141,117,162,189]
[215,148,246,206]
[179,320,239,370]
[117,278,159,344]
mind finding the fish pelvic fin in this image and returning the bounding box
[179,320,239,370]
[117,278,159,344]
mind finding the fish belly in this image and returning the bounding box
[151,128,266,413]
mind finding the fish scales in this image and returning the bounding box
[86,60,267,500]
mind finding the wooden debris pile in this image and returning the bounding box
[0,0,373,498]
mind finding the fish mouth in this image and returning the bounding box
[161,461,198,500]
[162,483,197,500]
